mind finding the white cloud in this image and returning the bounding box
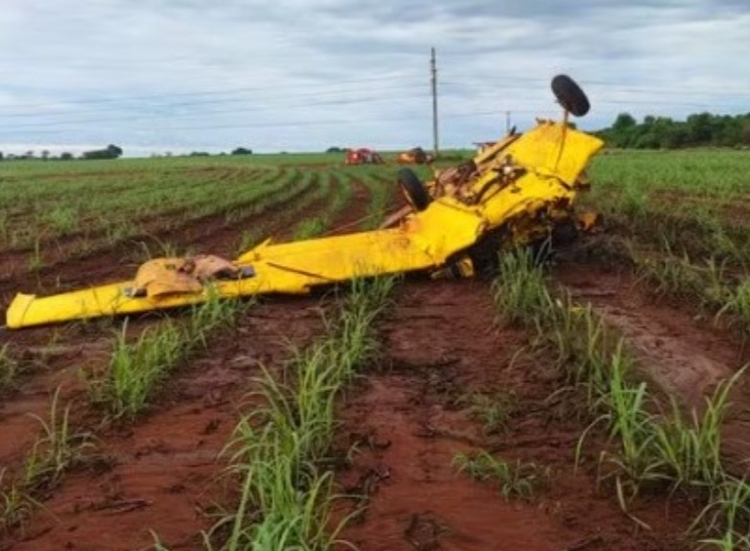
[0,0,748,155]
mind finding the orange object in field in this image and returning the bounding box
[397,147,433,164]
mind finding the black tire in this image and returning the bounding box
[397,168,431,211]
[551,75,590,117]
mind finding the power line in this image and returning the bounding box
[1,92,434,130]
[0,72,418,113]
[4,95,744,136]
[438,83,745,109]
[5,108,543,136]
[2,72,746,143]
[1,82,432,120]
[440,75,750,96]
[4,83,742,131]
[5,70,745,118]
[2,74,745,125]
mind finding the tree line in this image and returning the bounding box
[0,145,261,160]
[596,112,750,149]
[0,144,123,161]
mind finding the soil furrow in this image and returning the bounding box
[554,260,750,477]
[334,279,693,551]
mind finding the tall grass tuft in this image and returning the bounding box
[452,451,545,501]
[23,387,95,492]
[693,476,750,550]
[0,387,94,535]
[94,292,245,419]
[105,320,184,418]
[492,249,553,328]
[491,252,750,541]
[212,276,395,551]
[652,370,743,492]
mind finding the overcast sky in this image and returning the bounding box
[0,0,748,156]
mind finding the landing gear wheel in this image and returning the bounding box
[397,168,431,212]
[551,75,590,117]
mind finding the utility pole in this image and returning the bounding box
[430,47,439,158]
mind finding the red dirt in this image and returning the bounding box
[334,279,694,551]
[5,297,327,551]
[554,261,750,476]
[554,263,742,406]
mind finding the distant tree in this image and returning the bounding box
[82,144,123,160]
[0,151,3,161]
[231,147,253,155]
[326,146,344,153]
[41,150,50,160]
[60,152,74,160]
[613,112,636,131]
[189,151,210,157]
[24,150,35,159]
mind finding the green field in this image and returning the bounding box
[2,147,750,550]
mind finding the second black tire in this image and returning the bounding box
[397,168,431,211]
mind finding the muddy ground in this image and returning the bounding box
[1,172,748,550]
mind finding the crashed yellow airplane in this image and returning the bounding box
[6,75,603,329]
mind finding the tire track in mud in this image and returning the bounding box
[553,261,750,476]
[326,173,372,234]
[335,279,692,551]
[553,263,741,405]
[260,170,342,241]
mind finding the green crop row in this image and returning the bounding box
[586,149,750,266]
[493,249,750,548]
[187,277,395,551]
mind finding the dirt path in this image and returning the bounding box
[554,263,743,405]
[554,261,750,476]
[334,279,693,551]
